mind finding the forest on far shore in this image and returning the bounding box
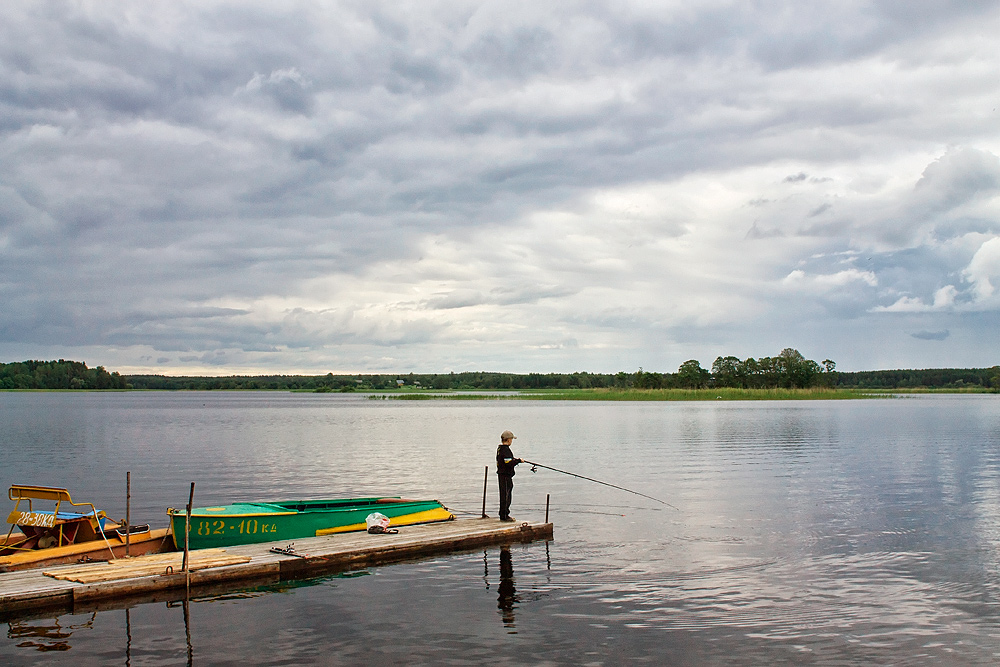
[3,353,998,392]
[0,359,128,390]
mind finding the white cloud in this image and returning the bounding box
[872,285,960,313]
[241,68,309,93]
[783,269,878,290]
[964,236,1000,301]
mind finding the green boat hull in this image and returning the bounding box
[168,497,453,550]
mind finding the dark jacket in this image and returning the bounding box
[496,444,520,477]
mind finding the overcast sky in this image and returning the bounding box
[2,2,999,375]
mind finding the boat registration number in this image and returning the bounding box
[196,519,279,536]
[8,511,56,528]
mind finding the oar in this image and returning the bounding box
[521,460,680,511]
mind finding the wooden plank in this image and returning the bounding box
[44,548,238,575]
[271,520,552,577]
[0,586,74,616]
[49,555,252,583]
[71,561,280,603]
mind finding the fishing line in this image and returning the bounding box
[539,509,629,517]
[522,460,680,511]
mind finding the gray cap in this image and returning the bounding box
[500,430,516,441]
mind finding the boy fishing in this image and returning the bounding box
[496,430,522,521]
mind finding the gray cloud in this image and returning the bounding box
[911,330,950,341]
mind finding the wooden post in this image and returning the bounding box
[182,482,194,593]
[125,471,131,558]
[545,493,550,524]
[481,466,489,518]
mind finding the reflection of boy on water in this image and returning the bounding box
[496,430,522,521]
[498,546,517,630]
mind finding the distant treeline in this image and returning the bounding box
[4,354,999,392]
[124,348,1000,392]
[125,371,614,391]
[122,349,839,391]
[834,367,1000,390]
[0,359,128,390]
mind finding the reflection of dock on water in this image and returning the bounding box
[0,518,552,620]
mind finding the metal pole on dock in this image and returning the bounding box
[183,482,194,593]
[481,466,488,518]
[125,471,131,558]
[545,493,550,524]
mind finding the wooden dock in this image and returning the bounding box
[0,518,552,621]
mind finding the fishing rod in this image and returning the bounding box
[521,460,679,511]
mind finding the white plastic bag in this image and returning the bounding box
[366,512,391,533]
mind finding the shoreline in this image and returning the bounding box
[5,387,997,399]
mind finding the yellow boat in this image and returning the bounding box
[0,485,170,572]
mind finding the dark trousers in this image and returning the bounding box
[498,474,514,519]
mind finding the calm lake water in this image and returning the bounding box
[1,392,1000,665]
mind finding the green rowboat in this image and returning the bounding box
[167,497,454,549]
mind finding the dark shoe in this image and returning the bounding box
[501,517,515,522]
